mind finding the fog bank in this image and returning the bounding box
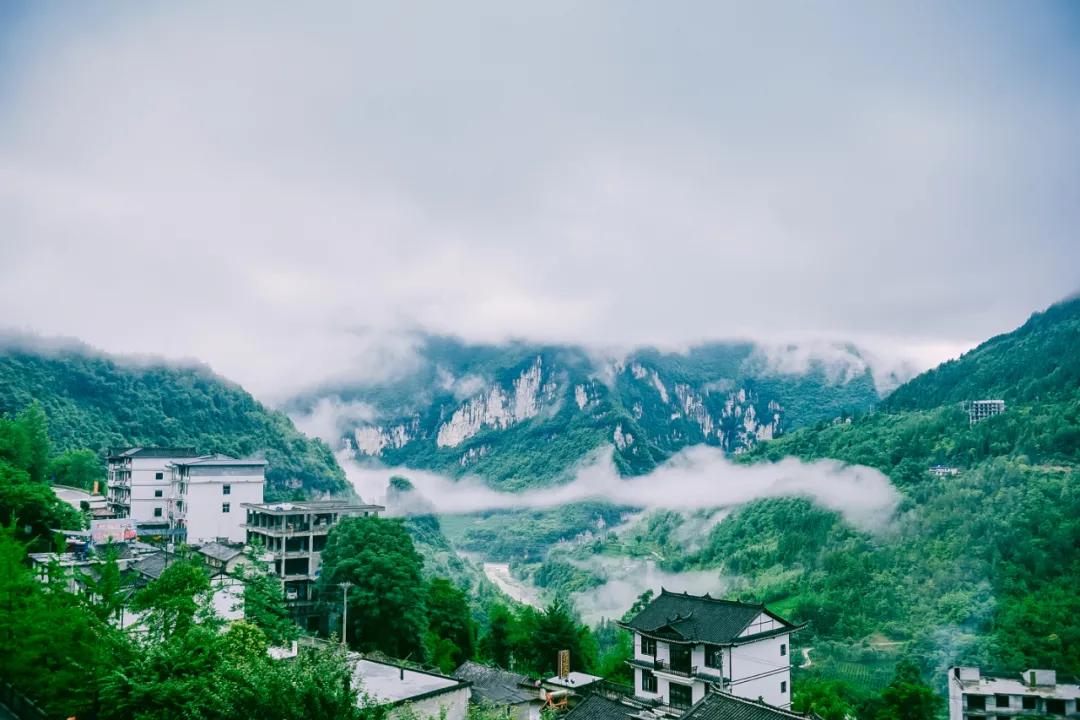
[344,444,901,533]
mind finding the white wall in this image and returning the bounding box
[389,687,470,720]
[178,466,264,543]
[729,634,790,708]
[127,457,178,523]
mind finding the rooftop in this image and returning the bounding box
[951,669,1080,700]
[681,692,814,720]
[564,692,635,720]
[243,500,385,515]
[108,447,200,460]
[131,551,177,580]
[197,541,244,564]
[545,672,604,689]
[351,656,469,707]
[454,661,540,706]
[622,589,797,646]
[172,454,268,468]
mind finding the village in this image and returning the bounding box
[23,445,1077,720]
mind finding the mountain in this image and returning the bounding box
[883,295,1080,411]
[290,336,886,488]
[0,336,348,498]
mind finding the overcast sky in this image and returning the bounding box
[1,2,1078,400]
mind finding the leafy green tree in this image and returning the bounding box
[874,660,941,720]
[513,599,597,676]
[239,555,297,646]
[792,677,859,720]
[318,516,427,658]
[481,603,513,668]
[49,448,105,491]
[131,558,215,639]
[425,577,474,671]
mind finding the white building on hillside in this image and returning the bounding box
[168,455,265,544]
[106,447,201,530]
[619,590,801,710]
[948,667,1080,720]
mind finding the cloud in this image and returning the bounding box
[290,397,378,445]
[1,2,1078,400]
[344,444,901,533]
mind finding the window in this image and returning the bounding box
[780,643,787,657]
[781,681,787,694]
[641,670,657,693]
[1046,699,1065,715]
[223,484,231,495]
[155,472,163,480]
[222,503,231,514]
[704,645,723,669]
[154,489,163,498]
[1022,697,1037,710]
[995,695,1010,709]
[967,696,986,711]
[641,637,657,656]
[153,507,163,517]
[669,684,693,710]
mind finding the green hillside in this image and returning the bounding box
[518,297,1080,689]
[0,340,348,498]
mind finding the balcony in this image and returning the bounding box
[629,657,698,679]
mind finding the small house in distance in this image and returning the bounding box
[947,667,1080,720]
[454,660,545,720]
[619,590,801,709]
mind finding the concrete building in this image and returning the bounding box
[242,500,383,630]
[948,667,1080,720]
[619,590,800,710]
[106,447,201,530]
[968,400,1006,425]
[454,661,545,720]
[168,455,266,544]
[352,657,471,720]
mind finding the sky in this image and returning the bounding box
[1,1,1078,401]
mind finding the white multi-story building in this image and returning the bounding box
[948,667,1080,720]
[619,590,800,710]
[968,400,1006,425]
[168,455,266,544]
[106,447,201,529]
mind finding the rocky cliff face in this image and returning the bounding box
[292,336,883,488]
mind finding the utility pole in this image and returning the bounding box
[339,581,353,646]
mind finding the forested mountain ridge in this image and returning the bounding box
[0,337,348,498]
[883,295,1080,411]
[292,336,886,488]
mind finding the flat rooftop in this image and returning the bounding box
[351,656,468,706]
[955,674,1080,700]
[242,500,384,515]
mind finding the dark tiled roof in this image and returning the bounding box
[564,693,634,720]
[108,447,200,459]
[454,661,540,706]
[132,551,176,580]
[624,590,794,645]
[198,542,244,564]
[681,693,812,720]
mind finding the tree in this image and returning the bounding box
[49,448,105,491]
[425,577,475,672]
[513,599,596,676]
[792,677,859,720]
[239,554,297,646]
[130,558,215,639]
[317,516,427,658]
[481,603,513,668]
[875,660,941,720]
